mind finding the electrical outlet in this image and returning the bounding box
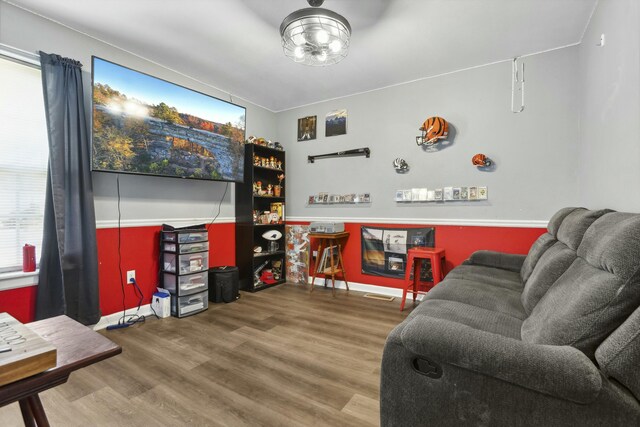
[126,270,136,284]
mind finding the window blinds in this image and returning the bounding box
[0,58,49,272]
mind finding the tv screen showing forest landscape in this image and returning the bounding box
[91,57,246,182]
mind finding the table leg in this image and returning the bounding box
[18,399,36,427]
[310,239,325,294]
[432,254,443,286]
[337,243,349,291]
[329,239,336,297]
[27,395,49,427]
[413,259,421,301]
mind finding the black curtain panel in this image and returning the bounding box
[36,52,101,325]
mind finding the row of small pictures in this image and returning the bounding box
[308,193,371,205]
[395,186,488,202]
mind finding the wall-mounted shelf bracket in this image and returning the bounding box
[308,147,371,163]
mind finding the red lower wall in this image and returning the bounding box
[0,286,37,323]
[0,220,544,323]
[0,222,235,322]
[288,222,546,290]
[96,222,235,316]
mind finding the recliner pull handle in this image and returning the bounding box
[412,357,443,379]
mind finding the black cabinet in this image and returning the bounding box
[235,143,286,291]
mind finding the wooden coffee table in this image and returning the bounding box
[0,315,121,426]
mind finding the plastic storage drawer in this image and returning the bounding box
[163,252,208,275]
[163,241,209,254]
[171,291,208,317]
[163,271,208,296]
[162,231,208,244]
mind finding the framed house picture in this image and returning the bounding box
[325,109,347,137]
[297,115,317,141]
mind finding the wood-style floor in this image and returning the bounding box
[0,283,409,426]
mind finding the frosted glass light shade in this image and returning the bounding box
[280,7,351,66]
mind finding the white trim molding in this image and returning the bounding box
[306,278,425,302]
[92,304,155,330]
[0,270,39,291]
[287,216,547,228]
[96,217,236,229]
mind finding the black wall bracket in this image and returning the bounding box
[308,147,371,163]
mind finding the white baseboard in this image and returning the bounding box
[306,278,425,301]
[92,304,155,331]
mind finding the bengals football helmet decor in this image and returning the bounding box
[416,116,449,146]
[472,153,492,167]
[393,158,409,172]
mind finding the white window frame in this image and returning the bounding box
[0,44,43,290]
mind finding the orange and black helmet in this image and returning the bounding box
[472,153,492,167]
[417,117,449,146]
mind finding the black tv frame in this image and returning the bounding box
[90,56,247,183]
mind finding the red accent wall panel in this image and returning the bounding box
[96,222,235,316]
[0,286,36,323]
[0,220,542,322]
[289,221,546,290]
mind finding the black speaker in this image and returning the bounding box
[209,266,239,303]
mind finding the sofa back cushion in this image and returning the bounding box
[520,207,579,282]
[521,242,577,314]
[520,208,610,314]
[596,304,640,401]
[521,212,640,360]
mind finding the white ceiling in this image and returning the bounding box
[9,0,596,111]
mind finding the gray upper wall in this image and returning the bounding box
[578,0,640,212]
[276,46,582,222]
[0,2,278,226]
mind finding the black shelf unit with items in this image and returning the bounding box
[160,225,210,317]
[235,143,286,292]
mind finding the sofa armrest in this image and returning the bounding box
[400,315,602,404]
[462,250,526,272]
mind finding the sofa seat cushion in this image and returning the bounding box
[445,265,523,291]
[425,278,527,320]
[411,299,522,339]
[522,212,640,359]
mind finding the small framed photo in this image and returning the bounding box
[460,187,469,200]
[443,187,453,201]
[362,193,371,203]
[308,195,315,205]
[321,192,329,203]
[427,190,435,201]
[453,187,461,200]
[434,188,443,201]
[297,115,317,141]
[402,190,412,202]
[469,187,478,200]
[325,109,347,137]
[478,186,488,200]
[395,190,404,202]
[344,194,355,203]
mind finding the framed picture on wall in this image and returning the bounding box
[325,109,347,137]
[297,115,317,141]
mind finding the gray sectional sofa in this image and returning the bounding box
[380,207,640,426]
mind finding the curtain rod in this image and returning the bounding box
[0,42,40,68]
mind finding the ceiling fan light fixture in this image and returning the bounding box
[280,1,351,66]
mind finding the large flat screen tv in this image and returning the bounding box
[91,57,246,182]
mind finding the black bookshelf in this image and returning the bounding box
[235,144,286,291]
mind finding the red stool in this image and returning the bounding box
[401,247,446,311]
